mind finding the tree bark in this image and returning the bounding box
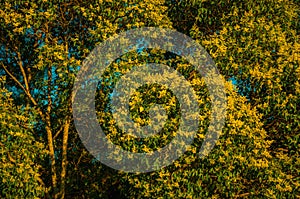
[59,116,71,198]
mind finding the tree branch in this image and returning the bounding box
[1,62,38,107]
[15,49,30,93]
[1,62,27,94]
[53,124,64,140]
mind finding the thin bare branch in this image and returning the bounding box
[1,62,38,106]
[1,62,27,93]
[15,49,30,93]
[53,125,64,140]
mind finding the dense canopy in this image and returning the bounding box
[0,0,299,198]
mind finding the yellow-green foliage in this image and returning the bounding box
[0,76,47,198]
[115,80,290,198]
[193,0,300,196]
[0,0,299,198]
[103,0,299,198]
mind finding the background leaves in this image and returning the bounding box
[0,0,299,198]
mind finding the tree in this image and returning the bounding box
[1,0,172,197]
[114,0,299,197]
[117,81,285,198]
[105,0,299,197]
[194,0,300,195]
[0,76,47,198]
[0,0,299,198]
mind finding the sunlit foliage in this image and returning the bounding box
[0,0,299,198]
